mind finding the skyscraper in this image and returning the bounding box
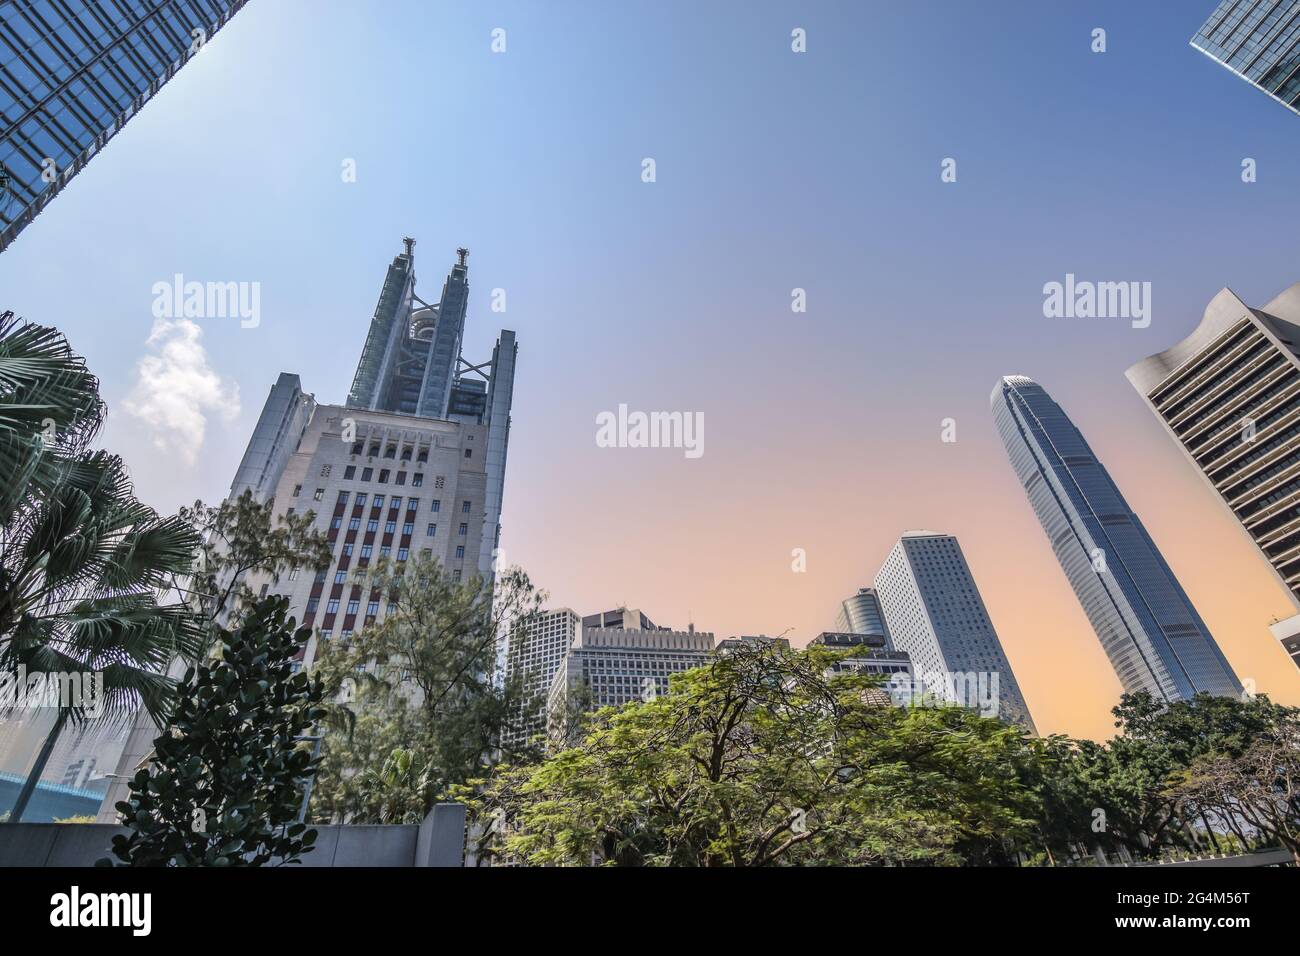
[99,240,518,819]
[0,0,250,252]
[1127,283,1300,672]
[992,375,1243,703]
[1191,1,1300,118]
[833,587,891,646]
[873,532,1037,732]
[502,608,581,750]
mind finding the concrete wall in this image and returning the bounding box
[0,803,466,867]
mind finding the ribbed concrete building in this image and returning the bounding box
[1127,283,1300,670]
[1191,1,1300,118]
[993,375,1242,701]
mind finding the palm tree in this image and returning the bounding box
[0,312,203,822]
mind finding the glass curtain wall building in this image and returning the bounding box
[1191,0,1300,117]
[991,375,1242,702]
[0,0,249,252]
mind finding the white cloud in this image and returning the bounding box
[123,318,240,467]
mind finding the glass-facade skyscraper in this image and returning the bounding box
[0,0,250,253]
[1191,0,1300,118]
[992,375,1242,702]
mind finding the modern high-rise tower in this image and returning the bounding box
[873,532,1037,733]
[99,240,518,819]
[0,0,250,252]
[1191,1,1300,118]
[1127,283,1300,673]
[833,587,891,646]
[992,375,1242,702]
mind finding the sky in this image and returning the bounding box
[2,0,1300,742]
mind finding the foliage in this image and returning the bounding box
[461,643,1043,866]
[177,490,331,640]
[309,557,542,824]
[103,597,325,866]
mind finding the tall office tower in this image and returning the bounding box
[547,615,714,744]
[873,532,1037,732]
[1127,283,1300,672]
[993,376,1243,702]
[502,608,582,749]
[100,241,518,819]
[833,587,892,647]
[1191,1,1300,118]
[0,0,250,253]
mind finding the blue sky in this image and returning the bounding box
[3,1,1299,736]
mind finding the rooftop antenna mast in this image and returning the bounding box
[402,236,416,257]
[456,246,469,267]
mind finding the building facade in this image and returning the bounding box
[873,532,1036,732]
[502,608,581,750]
[99,241,517,819]
[0,0,250,252]
[992,375,1243,701]
[547,612,714,744]
[1191,1,1300,118]
[1127,284,1300,671]
[833,587,892,646]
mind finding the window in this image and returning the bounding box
[431,500,441,513]
[326,600,340,614]
[412,473,424,487]
[288,567,300,581]
[455,546,464,559]
[464,449,472,458]
[395,472,406,486]
[383,445,396,459]
[306,598,319,613]
[390,496,402,510]
[407,498,419,512]
[427,523,437,536]
[320,629,333,641]
[346,600,360,615]
[331,516,342,529]
[336,491,349,506]
[355,494,367,508]
[368,444,380,457]
[397,548,409,561]
[314,488,324,501]
[360,545,373,559]
[402,522,414,535]
[385,521,396,534]
[380,546,391,558]
[417,450,428,463]
[461,500,471,513]
[453,569,462,582]
[348,517,360,531]
[344,465,356,480]
[361,467,373,481]
[420,548,432,559]
[292,484,302,497]
[334,571,348,584]
[367,519,379,533]
[378,469,390,483]
[351,441,364,455]
[458,523,468,536]
[314,569,327,584]
[372,495,385,510]
[367,601,379,616]
[286,507,295,516]
[342,543,353,556]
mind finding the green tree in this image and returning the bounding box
[309,557,542,823]
[0,313,203,823]
[104,596,325,866]
[463,642,1044,866]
